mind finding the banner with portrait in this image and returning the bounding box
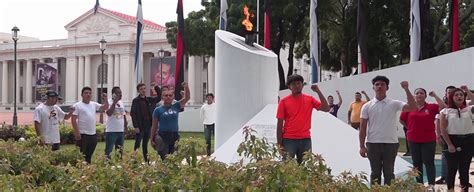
[35,63,58,101]
[150,57,176,96]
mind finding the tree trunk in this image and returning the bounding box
[287,40,295,76]
[274,19,286,90]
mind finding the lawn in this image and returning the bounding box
[62,133,439,162]
[398,138,443,154]
[62,132,212,161]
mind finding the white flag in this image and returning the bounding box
[410,0,421,62]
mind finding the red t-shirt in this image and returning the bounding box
[276,94,321,139]
[399,103,439,143]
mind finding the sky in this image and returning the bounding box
[0,0,204,40]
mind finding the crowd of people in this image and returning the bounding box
[277,74,474,191]
[32,72,474,190]
[33,81,219,164]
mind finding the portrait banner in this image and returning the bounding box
[150,57,176,96]
[35,63,58,101]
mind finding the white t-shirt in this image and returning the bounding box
[361,97,405,143]
[73,101,101,135]
[33,103,66,144]
[200,102,216,125]
[106,99,126,132]
[440,106,474,135]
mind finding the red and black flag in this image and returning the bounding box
[450,0,459,51]
[264,0,271,49]
[175,0,185,100]
[357,0,368,73]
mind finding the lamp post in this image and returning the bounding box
[158,48,165,88]
[11,26,19,128]
[204,55,210,94]
[99,37,107,124]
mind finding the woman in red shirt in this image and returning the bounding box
[400,88,445,187]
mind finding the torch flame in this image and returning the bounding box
[242,5,254,31]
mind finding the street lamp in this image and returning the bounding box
[204,55,210,94]
[158,48,165,88]
[11,26,19,128]
[99,37,107,124]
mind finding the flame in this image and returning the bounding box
[242,5,254,31]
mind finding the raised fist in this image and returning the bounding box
[400,81,409,89]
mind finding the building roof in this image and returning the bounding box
[101,8,166,32]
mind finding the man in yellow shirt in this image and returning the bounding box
[347,91,370,129]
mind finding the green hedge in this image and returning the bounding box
[0,127,424,191]
[0,123,135,144]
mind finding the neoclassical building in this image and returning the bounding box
[0,7,216,111]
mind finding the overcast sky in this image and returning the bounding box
[0,0,203,40]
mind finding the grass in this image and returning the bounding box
[62,132,213,162]
[398,138,443,154]
[62,133,439,162]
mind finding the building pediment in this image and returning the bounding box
[64,7,165,35]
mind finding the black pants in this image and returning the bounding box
[444,134,474,191]
[204,124,215,156]
[157,131,180,160]
[134,124,151,162]
[51,143,60,151]
[75,134,98,164]
[408,141,436,185]
[366,143,399,185]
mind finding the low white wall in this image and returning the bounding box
[213,104,412,177]
[280,48,474,137]
[178,107,203,132]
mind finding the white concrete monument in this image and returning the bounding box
[214,30,278,149]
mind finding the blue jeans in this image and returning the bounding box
[204,124,215,156]
[282,138,312,164]
[105,132,125,160]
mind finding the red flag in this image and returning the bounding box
[357,0,368,73]
[450,0,459,51]
[264,0,271,49]
[175,0,185,100]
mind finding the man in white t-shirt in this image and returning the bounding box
[33,91,74,151]
[72,87,108,164]
[200,93,216,156]
[359,76,416,185]
[105,86,127,160]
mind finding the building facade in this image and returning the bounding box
[0,8,197,111]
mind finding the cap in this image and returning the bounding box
[46,91,59,98]
[153,135,166,151]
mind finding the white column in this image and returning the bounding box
[188,56,196,104]
[84,55,91,87]
[25,59,33,104]
[1,61,8,104]
[119,54,131,104]
[114,54,120,86]
[15,60,20,103]
[65,57,77,104]
[77,56,84,99]
[107,54,114,98]
[208,57,215,94]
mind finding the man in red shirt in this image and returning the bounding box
[276,74,329,163]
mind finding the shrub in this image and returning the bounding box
[0,127,424,191]
[0,123,26,141]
